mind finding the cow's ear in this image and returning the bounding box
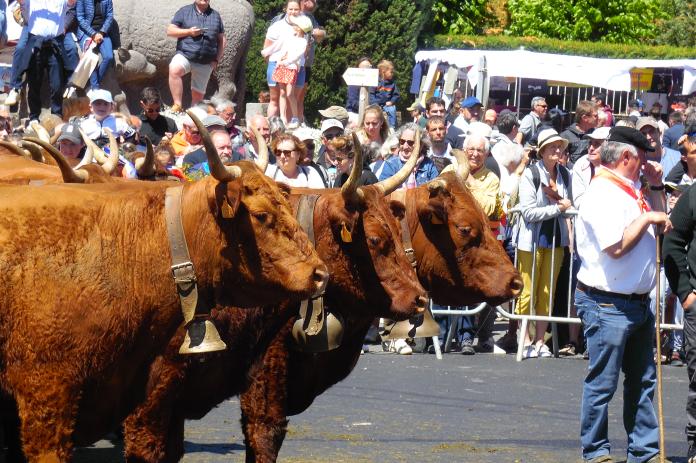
[389,199,406,221]
[216,182,241,219]
[417,195,447,225]
[276,182,292,200]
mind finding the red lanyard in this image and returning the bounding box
[593,167,651,213]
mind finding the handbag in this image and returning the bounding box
[272,64,297,85]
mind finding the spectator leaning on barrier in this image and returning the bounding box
[664,116,696,463]
[516,96,548,145]
[560,100,598,165]
[167,0,226,113]
[575,126,670,463]
[514,128,572,359]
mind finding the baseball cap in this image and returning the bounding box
[636,116,658,132]
[584,126,611,140]
[461,96,482,109]
[607,126,655,152]
[290,15,313,33]
[321,118,344,134]
[407,102,422,112]
[318,106,348,122]
[293,126,315,141]
[202,114,227,128]
[88,89,113,104]
[57,122,83,144]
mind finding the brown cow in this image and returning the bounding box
[0,139,327,461]
[232,153,523,462]
[121,136,428,463]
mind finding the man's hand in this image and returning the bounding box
[647,211,672,234]
[557,198,572,212]
[643,160,663,187]
[683,292,696,310]
[190,27,203,37]
[93,32,104,44]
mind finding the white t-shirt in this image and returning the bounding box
[81,114,134,141]
[576,168,656,294]
[266,164,325,189]
[27,0,69,38]
[265,17,297,63]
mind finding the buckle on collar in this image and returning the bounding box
[171,261,197,284]
[404,248,417,267]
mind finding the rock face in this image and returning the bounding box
[106,0,253,111]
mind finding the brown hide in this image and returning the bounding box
[0,156,64,184]
[406,171,522,306]
[122,184,427,463]
[0,164,325,461]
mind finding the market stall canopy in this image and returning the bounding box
[415,49,696,95]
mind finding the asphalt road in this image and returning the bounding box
[72,347,692,463]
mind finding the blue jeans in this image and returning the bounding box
[79,35,113,89]
[9,27,29,90]
[383,104,397,128]
[576,288,659,462]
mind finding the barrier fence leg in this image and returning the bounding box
[432,335,442,360]
[444,315,460,353]
[552,323,559,358]
[516,318,528,362]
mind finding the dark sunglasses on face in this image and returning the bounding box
[274,149,295,156]
[143,107,160,114]
[399,138,415,147]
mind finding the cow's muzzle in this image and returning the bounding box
[312,265,329,298]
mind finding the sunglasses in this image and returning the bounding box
[324,133,340,141]
[143,107,160,114]
[274,149,295,156]
[537,104,548,108]
[399,138,415,147]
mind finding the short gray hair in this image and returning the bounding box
[494,143,523,169]
[395,122,428,153]
[531,96,546,108]
[463,133,490,154]
[601,141,637,165]
[215,99,235,113]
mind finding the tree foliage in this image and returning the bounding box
[245,0,433,123]
[431,0,493,35]
[505,0,668,44]
[654,0,696,47]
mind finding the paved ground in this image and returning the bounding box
[72,345,691,463]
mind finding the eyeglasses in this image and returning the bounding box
[324,133,340,141]
[274,149,295,156]
[537,104,548,109]
[399,138,415,147]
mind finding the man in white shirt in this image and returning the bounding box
[25,0,70,121]
[575,126,671,463]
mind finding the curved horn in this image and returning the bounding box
[135,137,156,178]
[251,126,268,173]
[100,128,120,175]
[341,132,364,202]
[187,109,241,181]
[24,138,89,183]
[19,140,44,162]
[374,128,421,195]
[79,128,109,164]
[450,148,470,181]
[0,140,30,158]
[30,121,51,143]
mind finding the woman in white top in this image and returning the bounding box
[266,132,325,188]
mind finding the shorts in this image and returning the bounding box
[266,61,306,88]
[170,53,213,95]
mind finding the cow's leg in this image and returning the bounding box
[123,357,184,463]
[239,338,290,463]
[13,381,78,463]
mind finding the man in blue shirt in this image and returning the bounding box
[167,0,226,113]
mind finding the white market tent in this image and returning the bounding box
[415,48,696,94]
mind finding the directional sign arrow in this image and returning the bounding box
[342,68,379,87]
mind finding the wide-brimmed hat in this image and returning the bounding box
[537,128,569,152]
[318,106,348,121]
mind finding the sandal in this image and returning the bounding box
[559,342,577,356]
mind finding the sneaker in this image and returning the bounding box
[392,338,412,355]
[169,103,183,114]
[537,344,552,358]
[287,118,299,129]
[460,337,475,355]
[671,351,685,367]
[687,441,696,463]
[559,342,577,356]
[496,331,518,353]
[63,86,76,99]
[361,344,370,354]
[522,344,538,359]
[4,88,19,106]
[584,455,613,463]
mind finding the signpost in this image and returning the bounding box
[342,68,379,125]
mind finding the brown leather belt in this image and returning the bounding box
[577,281,650,303]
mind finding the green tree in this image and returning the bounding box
[431,0,493,35]
[245,0,433,123]
[654,0,696,47]
[505,0,668,44]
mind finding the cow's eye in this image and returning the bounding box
[254,212,269,223]
[457,226,472,237]
[368,236,380,247]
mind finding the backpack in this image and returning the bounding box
[530,162,572,201]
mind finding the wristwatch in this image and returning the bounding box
[650,184,665,191]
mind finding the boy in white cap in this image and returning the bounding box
[81,89,136,146]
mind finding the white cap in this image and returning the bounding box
[321,118,343,134]
[293,127,315,141]
[585,126,611,140]
[88,89,113,104]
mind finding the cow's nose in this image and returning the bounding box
[415,295,428,313]
[312,265,329,297]
[509,275,524,297]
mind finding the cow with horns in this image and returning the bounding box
[0,115,328,461]
[119,130,429,462]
